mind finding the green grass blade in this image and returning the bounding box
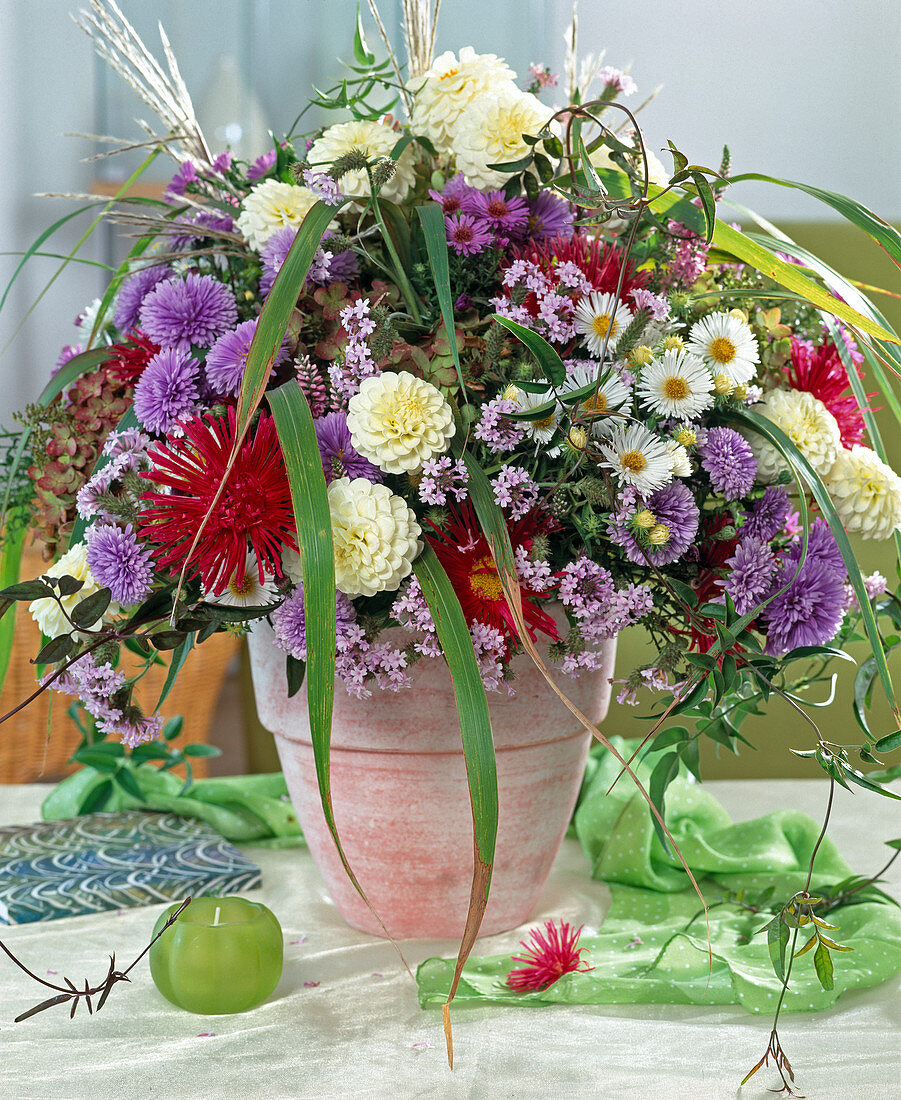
[0,204,97,317]
[725,406,898,730]
[268,380,392,929]
[415,203,467,396]
[491,315,567,387]
[728,172,901,268]
[0,508,29,694]
[238,200,344,430]
[155,634,194,712]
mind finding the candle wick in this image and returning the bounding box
[213,906,221,926]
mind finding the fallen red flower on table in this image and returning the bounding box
[506,919,593,992]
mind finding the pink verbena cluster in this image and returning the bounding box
[329,298,380,401]
[418,456,469,506]
[492,259,582,345]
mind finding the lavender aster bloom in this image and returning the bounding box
[314,412,382,483]
[205,319,289,397]
[461,189,529,234]
[741,486,791,542]
[169,208,236,250]
[699,427,757,500]
[272,586,355,661]
[133,347,201,434]
[260,228,358,296]
[526,192,574,242]
[722,536,779,615]
[785,517,845,578]
[762,556,846,655]
[248,149,277,180]
[610,480,700,566]
[139,274,238,351]
[113,265,172,332]
[85,523,155,606]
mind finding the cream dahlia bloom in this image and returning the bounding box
[306,120,416,204]
[453,87,555,190]
[236,180,321,251]
[409,47,518,155]
[744,388,841,482]
[328,477,421,598]
[825,445,901,540]
[29,543,108,638]
[347,371,454,474]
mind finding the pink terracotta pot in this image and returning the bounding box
[248,611,616,940]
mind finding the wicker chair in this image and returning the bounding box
[0,543,239,784]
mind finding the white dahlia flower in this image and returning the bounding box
[346,371,455,474]
[236,180,321,251]
[453,87,555,190]
[29,543,109,638]
[825,445,901,540]
[409,47,518,155]
[744,388,841,482]
[306,119,416,205]
[328,477,421,598]
[685,310,760,387]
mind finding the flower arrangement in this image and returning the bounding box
[1,1,900,1089]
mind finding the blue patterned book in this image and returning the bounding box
[0,810,261,923]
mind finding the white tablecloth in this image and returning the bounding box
[0,780,898,1100]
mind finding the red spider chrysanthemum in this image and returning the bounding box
[784,337,874,447]
[106,331,161,384]
[140,406,297,595]
[426,501,559,649]
[506,920,593,992]
[509,234,650,299]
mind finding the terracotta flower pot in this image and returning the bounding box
[248,611,616,939]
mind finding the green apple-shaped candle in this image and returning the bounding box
[150,896,283,1014]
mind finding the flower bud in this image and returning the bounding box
[648,523,671,545]
[713,373,734,396]
[632,509,657,530]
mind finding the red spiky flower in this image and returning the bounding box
[140,406,297,595]
[106,331,161,384]
[426,501,559,649]
[784,337,874,447]
[506,920,593,991]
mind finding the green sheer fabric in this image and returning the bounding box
[417,741,901,1014]
[41,767,304,847]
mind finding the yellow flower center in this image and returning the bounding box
[591,313,617,339]
[620,449,647,474]
[663,335,684,352]
[533,413,557,432]
[582,392,609,412]
[648,523,671,546]
[662,376,690,401]
[709,336,737,364]
[469,556,504,601]
[440,67,460,80]
[633,509,656,529]
[675,427,697,447]
[228,574,257,598]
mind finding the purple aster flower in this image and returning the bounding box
[169,208,236,250]
[741,486,791,543]
[53,344,83,375]
[492,464,538,519]
[259,228,358,296]
[699,427,757,500]
[247,148,278,180]
[205,318,289,397]
[139,274,238,351]
[722,536,779,615]
[525,192,574,242]
[462,189,529,235]
[428,173,475,216]
[445,212,492,256]
[212,151,233,174]
[785,518,845,578]
[762,556,846,655]
[86,523,155,606]
[314,412,382,483]
[132,347,201,434]
[113,265,173,332]
[609,480,700,567]
[272,586,355,661]
[165,160,196,198]
[598,66,637,96]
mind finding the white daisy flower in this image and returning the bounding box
[573,292,633,359]
[204,551,280,608]
[636,349,714,420]
[599,424,673,494]
[559,362,630,437]
[665,439,692,478]
[506,385,562,445]
[685,311,760,387]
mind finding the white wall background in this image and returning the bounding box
[1,0,898,425]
